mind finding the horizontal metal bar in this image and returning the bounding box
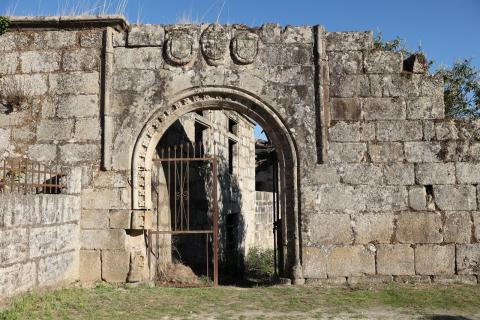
[153,157,215,162]
[149,230,214,235]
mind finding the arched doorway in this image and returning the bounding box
[131,87,304,284]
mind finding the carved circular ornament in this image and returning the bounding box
[231,32,259,64]
[200,24,229,66]
[164,30,194,66]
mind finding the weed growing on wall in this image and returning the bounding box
[0,16,10,35]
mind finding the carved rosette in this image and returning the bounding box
[231,32,259,64]
[164,30,194,66]
[200,24,229,66]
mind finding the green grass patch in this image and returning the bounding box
[1,283,479,319]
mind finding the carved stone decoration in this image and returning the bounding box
[164,30,194,66]
[231,32,259,64]
[200,24,229,66]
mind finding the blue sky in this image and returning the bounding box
[1,0,479,139]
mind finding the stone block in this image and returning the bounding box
[327,142,367,163]
[80,31,103,48]
[101,250,130,282]
[128,25,164,46]
[474,212,480,241]
[283,26,313,43]
[0,52,18,74]
[353,213,394,244]
[330,98,362,120]
[93,172,128,188]
[394,275,431,284]
[27,144,57,162]
[131,210,153,230]
[363,97,406,120]
[348,275,393,286]
[444,212,472,243]
[404,141,441,163]
[59,144,100,163]
[29,224,78,258]
[340,164,382,185]
[406,96,445,120]
[49,72,100,95]
[82,188,126,210]
[56,95,99,118]
[435,121,458,140]
[433,185,477,211]
[456,163,480,184]
[326,32,373,51]
[408,186,427,211]
[302,247,328,278]
[313,165,340,184]
[0,229,28,265]
[384,163,414,185]
[423,121,435,140]
[368,142,404,162]
[433,275,478,285]
[20,51,61,73]
[114,47,164,69]
[0,128,9,152]
[80,229,126,250]
[0,74,49,96]
[364,51,403,74]
[415,163,455,185]
[377,244,415,275]
[327,51,363,74]
[307,214,353,245]
[376,121,423,141]
[316,185,366,213]
[330,74,370,98]
[396,212,442,243]
[368,73,422,98]
[74,118,101,140]
[415,244,455,275]
[456,244,480,274]
[326,245,375,277]
[128,251,147,282]
[361,185,408,212]
[63,48,101,72]
[113,31,127,47]
[328,122,375,142]
[37,119,74,141]
[113,69,155,92]
[38,251,78,286]
[110,210,131,229]
[79,250,101,282]
[81,210,109,229]
[0,261,36,297]
[32,31,77,49]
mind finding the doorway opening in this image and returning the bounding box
[148,110,282,286]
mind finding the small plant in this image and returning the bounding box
[244,247,275,281]
[0,78,32,114]
[0,16,10,36]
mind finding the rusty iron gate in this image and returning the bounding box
[149,143,219,286]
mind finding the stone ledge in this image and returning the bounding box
[7,15,128,31]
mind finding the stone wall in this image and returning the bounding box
[0,16,479,286]
[254,191,274,250]
[0,193,81,299]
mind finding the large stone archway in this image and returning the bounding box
[131,86,304,282]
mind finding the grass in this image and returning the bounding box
[1,283,479,319]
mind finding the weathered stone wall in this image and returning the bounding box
[254,191,274,250]
[0,16,479,287]
[0,193,81,299]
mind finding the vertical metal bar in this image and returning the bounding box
[180,144,183,231]
[187,148,190,230]
[49,163,52,194]
[206,233,209,280]
[273,161,277,276]
[23,160,27,194]
[212,148,219,287]
[167,147,171,231]
[173,146,177,231]
[37,162,41,194]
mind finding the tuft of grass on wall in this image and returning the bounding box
[0,16,10,36]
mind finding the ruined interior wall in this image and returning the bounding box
[302,32,480,285]
[254,191,275,250]
[0,187,81,299]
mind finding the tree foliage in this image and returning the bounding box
[436,59,480,119]
[375,33,480,119]
[0,16,10,36]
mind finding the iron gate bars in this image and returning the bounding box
[0,158,65,194]
[149,143,219,286]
